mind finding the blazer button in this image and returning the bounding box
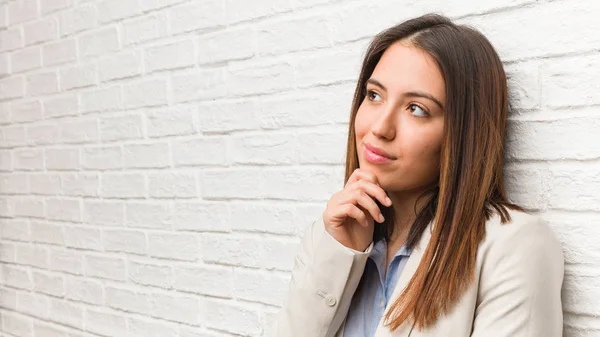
[325,295,337,307]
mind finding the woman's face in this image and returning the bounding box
[355,41,445,193]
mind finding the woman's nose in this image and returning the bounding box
[371,106,396,140]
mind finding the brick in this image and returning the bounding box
[0,287,18,309]
[45,148,80,170]
[43,94,78,118]
[148,233,199,261]
[14,147,43,170]
[169,0,225,34]
[234,268,288,305]
[230,132,296,165]
[171,68,226,102]
[152,292,200,324]
[49,298,83,329]
[61,173,99,197]
[99,50,142,81]
[27,124,60,146]
[462,1,600,61]
[549,165,600,211]
[60,4,97,36]
[16,243,48,268]
[13,197,44,218]
[100,173,146,198]
[0,150,12,171]
[172,265,233,297]
[198,27,254,64]
[64,226,102,251]
[104,229,146,255]
[84,200,124,227]
[100,114,143,141]
[128,260,171,289]
[24,17,58,45]
[173,137,227,167]
[9,100,43,123]
[59,63,97,90]
[34,323,70,337]
[204,298,261,335]
[43,39,76,66]
[80,85,122,113]
[145,104,197,137]
[504,164,549,211]
[202,233,297,270]
[0,28,23,52]
[1,76,25,100]
[3,265,33,290]
[256,15,330,56]
[123,142,170,168]
[225,0,290,25]
[40,0,74,15]
[122,12,168,46]
[145,39,195,72]
[29,173,61,195]
[11,46,41,73]
[82,146,122,170]
[78,26,120,59]
[0,173,29,194]
[230,202,295,235]
[46,198,81,222]
[8,0,38,25]
[65,276,103,304]
[84,309,127,337]
[149,172,197,198]
[123,78,168,108]
[2,311,34,337]
[0,218,30,241]
[172,201,230,232]
[128,318,178,337]
[197,99,261,133]
[33,271,65,297]
[228,61,294,96]
[31,221,64,245]
[59,118,99,144]
[26,71,59,96]
[294,44,361,88]
[106,286,153,315]
[97,0,143,23]
[49,249,83,275]
[84,254,126,281]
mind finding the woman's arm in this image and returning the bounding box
[268,217,374,337]
[470,215,564,337]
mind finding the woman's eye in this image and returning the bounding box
[409,104,429,117]
[366,90,382,102]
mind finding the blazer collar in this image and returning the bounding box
[337,220,434,337]
[373,219,434,337]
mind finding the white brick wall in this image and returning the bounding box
[0,0,598,336]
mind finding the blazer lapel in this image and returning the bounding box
[373,221,433,337]
[336,221,434,337]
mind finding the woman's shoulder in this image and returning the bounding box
[478,207,564,274]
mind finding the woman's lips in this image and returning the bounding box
[364,145,394,164]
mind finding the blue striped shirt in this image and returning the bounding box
[343,239,412,337]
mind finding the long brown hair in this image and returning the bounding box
[344,13,524,331]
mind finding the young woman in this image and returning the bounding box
[270,13,564,337]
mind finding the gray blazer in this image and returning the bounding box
[269,208,564,337]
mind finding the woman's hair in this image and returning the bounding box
[344,13,524,331]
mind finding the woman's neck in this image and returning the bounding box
[386,187,436,244]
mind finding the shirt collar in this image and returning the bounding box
[368,238,412,273]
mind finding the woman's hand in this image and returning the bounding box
[322,168,392,252]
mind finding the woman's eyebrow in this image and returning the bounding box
[366,78,444,110]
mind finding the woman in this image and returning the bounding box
[270,13,564,337]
